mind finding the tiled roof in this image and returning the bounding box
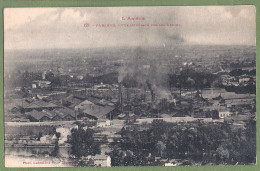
[42,110,57,118]
[27,108,75,120]
[26,110,50,121]
[23,100,59,109]
[83,104,115,119]
[54,107,75,118]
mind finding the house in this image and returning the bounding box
[11,118,30,122]
[76,75,84,80]
[219,108,231,119]
[32,83,37,89]
[225,98,254,107]
[75,99,95,110]
[26,110,52,122]
[93,155,111,167]
[26,107,77,122]
[165,163,177,166]
[56,125,78,144]
[54,107,76,121]
[40,134,58,144]
[117,113,136,120]
[14,87,22,92]
[42,110,62,121]
[23,100,60,112]
[117,113,126,119]
[94,84,111,90]
[32,80,51,88]
[97,119,111,127]
[82,104,115,120]
[51,114,63,121]
[75,98,116,120]
[10,106,23,114]
[42,71,54,80]
[239,76,251,83]
[62,95,85,109]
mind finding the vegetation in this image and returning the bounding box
[110,119,256,166]
[224,84,255,94]
[229,69,256,77]
[70,127,100,157]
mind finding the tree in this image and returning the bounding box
[156,141,166,157]
[50,141,59,157]
[38,132,43,141]
[55,132,61,139]
[151,119,167,141]
[216,145,229,163]
[120,127,127,138]
[70,127,100,157]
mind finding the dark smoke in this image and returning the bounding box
[118,47,174,100]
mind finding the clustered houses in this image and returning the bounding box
[6,79,255,127]
[26,108,77,122]
[7,94,118,122]
[221,71,255,87]
[4,45,256,167]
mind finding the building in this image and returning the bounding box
[75,98,117,120]
[81,104,115,120]
[32,80,51,88]
[76,75,84,80]
[26,110,52,122]
[239,76,251,83]
[62,95,85,109]
[23,100,60,112]
[14,87,23,92]
[26,107,76,122]
[42,71,54,80]
[97,119,111,127]
[56,125,78,144]
[40,134,58,144]
[54,107,76,121]
[42,110,62,121]
[219,108,231,119]
[94,84,110,90]
[93,155,111,167]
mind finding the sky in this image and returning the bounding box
[4,6,256,50]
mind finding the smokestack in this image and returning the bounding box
[143,87,146,102]
[146,80,155,105]
[84,84,87,99]
[161,98,166,110]
[151,90,155,104]
[126,87,129,102]
[118,82,123,111]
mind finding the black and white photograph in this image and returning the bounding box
[4,6,256,167]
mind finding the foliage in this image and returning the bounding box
[70,127,100,157]
[50,141,59,157]
[110,118,256,166]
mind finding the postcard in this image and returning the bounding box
[4,6,256,167]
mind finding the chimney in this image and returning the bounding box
[118,82,123,111]
[90,104,94,110]
[126,87,129,102]
[84,84,87,99]
[151,90,155,104]
[143,87,146,102]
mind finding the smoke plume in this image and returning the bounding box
[118,47,173,100]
